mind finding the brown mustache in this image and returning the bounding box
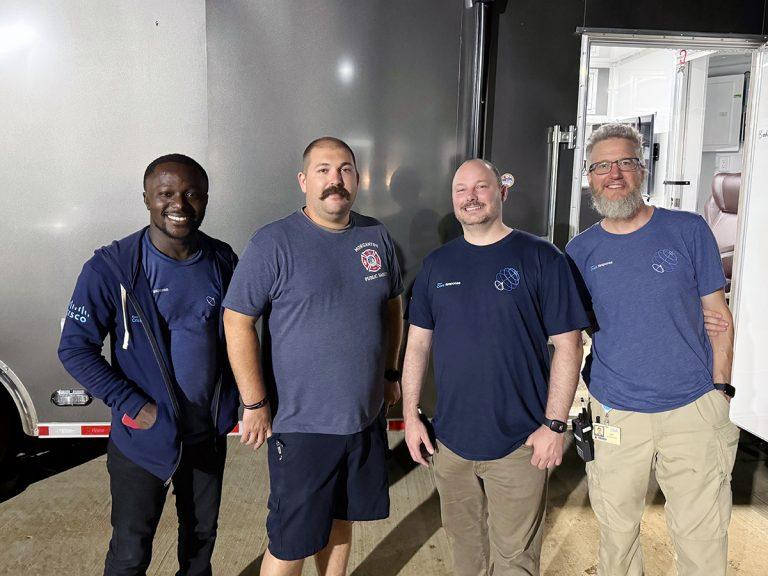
[320,185,351,200]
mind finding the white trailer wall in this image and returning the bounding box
[0,0,208,422]
[730,49,768,442]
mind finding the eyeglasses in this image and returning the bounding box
[586,157,644,175]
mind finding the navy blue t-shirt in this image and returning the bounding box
[142,233,221,443]
[223,210,403,435]
[407,230,589,460]
[565,208,726,413]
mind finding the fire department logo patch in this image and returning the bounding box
[360,248,382,272]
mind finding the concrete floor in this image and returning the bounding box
[1,431,767,575]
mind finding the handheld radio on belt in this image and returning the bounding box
[572,398,594,462]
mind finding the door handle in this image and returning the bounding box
[547,124,577,243]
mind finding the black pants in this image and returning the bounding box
[104,436,227,576]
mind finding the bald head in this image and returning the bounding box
[453,159,503,189]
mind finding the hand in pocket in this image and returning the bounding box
[123,402,157,430]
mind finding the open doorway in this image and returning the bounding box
[565,31,768,442]
[577,44,752,296]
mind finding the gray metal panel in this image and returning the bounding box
[0,0,463,428]
[204,0,464,288]
[486,1,585,241]
[205,0,464,417]
[0,1,209,425]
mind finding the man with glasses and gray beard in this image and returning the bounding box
[566,123,738,576]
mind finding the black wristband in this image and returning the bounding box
[713,383,735,398]
[543,417,567,433]
[384,369,401,383]
[243,397,269,410]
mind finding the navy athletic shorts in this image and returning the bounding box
[265,409,390,561]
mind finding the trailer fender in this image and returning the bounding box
[0,360,38,437]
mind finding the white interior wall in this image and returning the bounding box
[607,49,677,200]
[677,57,709,213]
[697,54,751,213]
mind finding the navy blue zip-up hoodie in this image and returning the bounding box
[58,228,240,481]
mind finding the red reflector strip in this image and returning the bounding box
[38,419,405,437]
[82,425,111,436]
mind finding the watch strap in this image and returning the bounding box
[384,369,401,383]
[543,417,567,433]
[713,383,735,398]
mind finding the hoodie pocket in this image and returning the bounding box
[122,411,157,431]
[124,402,177,451]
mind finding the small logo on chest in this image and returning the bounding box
[590,261,613,271]
[360,249,382,273]
[494,267,520,291]
[651,249,679,274]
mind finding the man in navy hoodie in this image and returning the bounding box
[58,154,240,576]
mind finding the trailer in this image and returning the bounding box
[3,0,768,483]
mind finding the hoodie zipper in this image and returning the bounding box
[210,251,231,436]
[123,287,183,485]
[211,375,222,431]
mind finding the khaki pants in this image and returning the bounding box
[587,390,740,576]
[432,441,547,576]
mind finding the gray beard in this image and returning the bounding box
[591,186,645,220]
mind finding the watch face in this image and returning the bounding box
[715,384,735,398]
[548,419,566,433]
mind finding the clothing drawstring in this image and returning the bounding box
[120,284,130,350]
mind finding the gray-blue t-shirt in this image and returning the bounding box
[565,208,726,412]
[223,210,403,434]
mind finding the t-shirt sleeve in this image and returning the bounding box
[564,249,594,313]
[383,229,404,299]
[222,232,278,318]
[690,215,727,297]
[405,257,434,329]
[540,249,591,336]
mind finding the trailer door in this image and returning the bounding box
[729,42,768,442]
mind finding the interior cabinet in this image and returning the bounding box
[703,74,745,152]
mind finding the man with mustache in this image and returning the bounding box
[565,123,738,576]
[402,159,588,575]
[223,137,403,576]
[58,154,240,575]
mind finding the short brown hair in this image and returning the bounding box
[302,137,357,170]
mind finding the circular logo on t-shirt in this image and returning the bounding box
[361,249,382,272]
[651,248,679,274]
[494,267,520,291]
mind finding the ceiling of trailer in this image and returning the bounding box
[589,45,647,66]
